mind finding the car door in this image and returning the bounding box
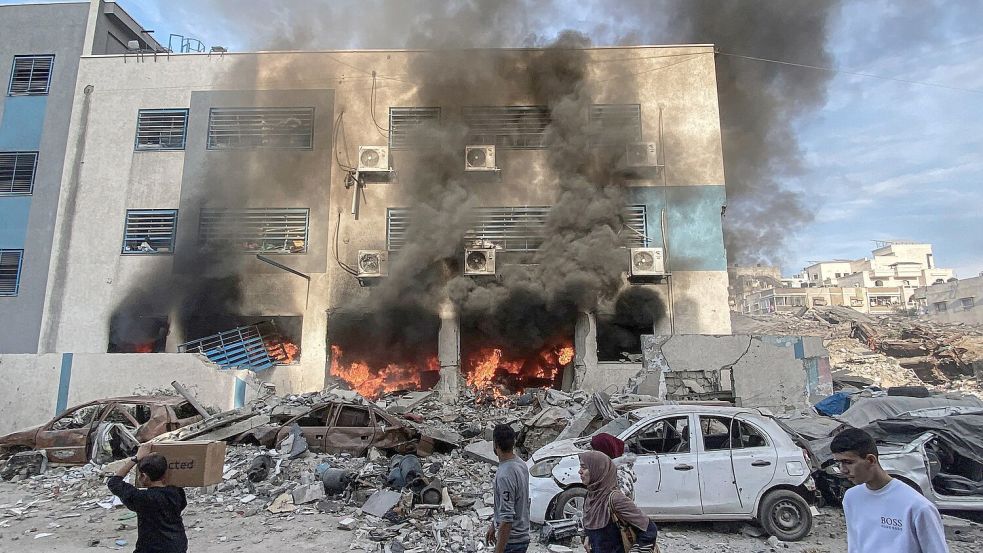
[731,416,779,513]
[287,404,335,452]
[696,415,743,514]
[626,414,701,516]
[327,404,378,455]
[34,403,106,464]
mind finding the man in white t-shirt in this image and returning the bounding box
[831,427,949,553]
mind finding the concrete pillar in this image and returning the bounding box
[570,311,598,390]
[437,300,460,403]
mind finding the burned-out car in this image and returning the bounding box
[0,396,202,465]
[233,401,455,456]
[813,412,983,511]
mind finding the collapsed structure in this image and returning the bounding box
[1,1,735,418]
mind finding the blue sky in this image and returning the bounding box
[5,0,981,278]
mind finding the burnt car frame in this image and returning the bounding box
[0,396,202,465]
[234,400,447,456]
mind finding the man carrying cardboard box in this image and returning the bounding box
[107,443,188,553]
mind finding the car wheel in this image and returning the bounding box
[553,487,587,521]
[758,489,813,542]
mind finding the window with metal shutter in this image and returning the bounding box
[122,210,178,254]
[7,55,54,96]
[198,208,309,253]
[387,205,646,252]
[135,109,189,150]
[589,104,642,146]
[463,106,551,149]
[206,107,314,150]
[0,249,23,296]
[0,152,38,195]
[389,107,440,149]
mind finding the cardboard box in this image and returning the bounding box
[148,441,226,488]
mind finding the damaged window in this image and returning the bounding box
[389,107,440,150]
[335,406,372,427]
[700,416,770,451]
[207,107,314,150]
[387,205,646,252]
[50,405,102,431]
[464,106,550,149]
[8,55,54,96]
[295,405,333,427]
[630,416,690,455]
[122,210,178,254]
[198,207,309,253]
[135,109,189,150]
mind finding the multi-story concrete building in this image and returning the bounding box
[0,0,161,353]
[912,275,983,325]
[1,1,732,403]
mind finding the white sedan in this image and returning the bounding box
[527,405,818,541]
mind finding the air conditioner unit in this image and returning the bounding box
[464,248,496,275]
[625,142,659,168]
[465,145,497,171]
[357,250,388,277]
[357,146,390,172]
[628,247,666,277]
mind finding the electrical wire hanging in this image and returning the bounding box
[369,72,391,139]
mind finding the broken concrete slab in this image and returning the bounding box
[291,483,326,505]
[555,403,597,441]
[387,391,436,414]
[195,414,271,442]
[361,489,402,518]
[462,440,498,466]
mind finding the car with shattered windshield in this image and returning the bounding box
[0,396,202,465]
[812,412,983,511]
[527,405,818,541]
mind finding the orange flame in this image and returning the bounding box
[131,343,155,353]
[269,339,301,364]
[465,340,574,394]
[330,345,437,399]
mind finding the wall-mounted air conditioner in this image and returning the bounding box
[357,146,390,173]
[357,250,388,277]
[465,145,498,171]
[628,247,666,277]
[625,142,660,168]
[464,248,496,275]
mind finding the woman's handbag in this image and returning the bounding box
[607,492,660,553]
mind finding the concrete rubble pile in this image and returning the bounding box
[733,308,982,398]
[0,386,648,551]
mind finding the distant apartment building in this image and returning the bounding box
[912,275,983,325]
[727,263,782,309]
[736,241,957,315]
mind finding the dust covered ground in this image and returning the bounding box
[3,481,981,553]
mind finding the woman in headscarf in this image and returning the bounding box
[590,433,637,500]
[579,451,658,553]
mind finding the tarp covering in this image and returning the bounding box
[863,413,983,464]
[815,392,852,416]
[836,395,983,428]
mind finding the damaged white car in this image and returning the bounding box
[528,405,818,541]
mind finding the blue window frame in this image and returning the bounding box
[0,249,24,296]
[122,209,178,254]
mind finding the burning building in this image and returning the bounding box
[14,23,731,397]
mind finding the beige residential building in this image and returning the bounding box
[912,275,983,325]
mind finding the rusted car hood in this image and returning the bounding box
[0,426,41,448]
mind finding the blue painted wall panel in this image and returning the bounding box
[0,196,31,248]
[625,185,727,272]
[0,96,47,150]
